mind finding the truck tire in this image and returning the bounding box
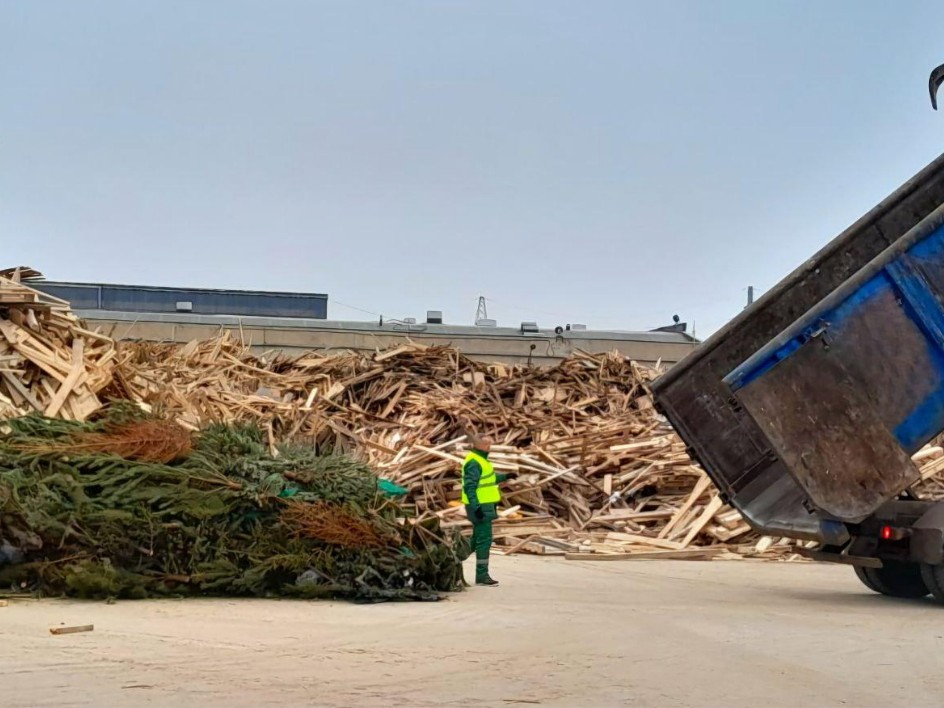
[853,566,881,593]
[855,561,928,598]
[919,563,944,602]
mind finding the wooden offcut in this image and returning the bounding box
[50,624,94,635]
[564,548,725,561]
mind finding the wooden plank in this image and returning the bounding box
[913,446,943,463]
[498,504,522,518]
[598,532,685,550]
[45,338,86,417]
[50,624,94,635]
[706,522,752,542]
[379,380,408,419]
[67,387,102,422]
[590,509,675,523]
[531,536,581,552]
[25,308,40,329]
[658,474,711,539]
[565,548,724,561]
[375,344,423,362]
[679,496,725,549]
[608,436,672,452]
[1,370,43,411]
[0,321,70,381]
[0,292,39,304]
[501,535,539,555]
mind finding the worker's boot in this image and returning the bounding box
[475,560,498,586]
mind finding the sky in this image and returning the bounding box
[3,1,944,337]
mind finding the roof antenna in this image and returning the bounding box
[475,296,488,325]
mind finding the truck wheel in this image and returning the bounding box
[855,561,928,598]
[920,563,944,602]
[853,566,881,593]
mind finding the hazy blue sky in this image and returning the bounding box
[3,1,943,336]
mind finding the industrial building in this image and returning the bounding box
[35,280,328,319]
[31,280,698,367]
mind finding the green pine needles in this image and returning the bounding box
[0,409,465,601]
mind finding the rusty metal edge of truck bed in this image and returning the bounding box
[651,151,944,541]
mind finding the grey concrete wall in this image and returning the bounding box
[83,312,698,366]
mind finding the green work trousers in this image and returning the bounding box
[467,503,497,582]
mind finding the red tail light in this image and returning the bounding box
[880,525,910,541]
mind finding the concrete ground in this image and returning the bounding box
[2,556,942,707]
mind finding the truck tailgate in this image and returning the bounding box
[651,152,944,540]
[726,205,944,522]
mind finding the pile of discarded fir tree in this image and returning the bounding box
[0,272,464,600]
[0,409,465,600]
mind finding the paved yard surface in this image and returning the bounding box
[2,557,941,706]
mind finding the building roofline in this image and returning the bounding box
[33,280,328,300]
[75,309,699,344]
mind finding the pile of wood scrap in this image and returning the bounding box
[10,300,944,562]
[0,269,116,421]
[109,333,804,559]
[9,298,944,563]
[8,257,944,563]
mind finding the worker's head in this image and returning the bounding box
[471,435,493,453]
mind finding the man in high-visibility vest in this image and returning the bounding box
[462,436,513,586]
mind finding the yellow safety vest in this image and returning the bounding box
[461,451,501,505]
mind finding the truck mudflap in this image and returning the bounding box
[912,502,944,565]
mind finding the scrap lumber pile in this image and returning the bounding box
[110,334,802,560]
[6,259,944,564]
[0,269,116,421]
[0,410,464,601]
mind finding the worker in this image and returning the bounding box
[462,435,513,587]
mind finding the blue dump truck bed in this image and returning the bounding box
[726,205,944,523]
[651,151,944,542]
